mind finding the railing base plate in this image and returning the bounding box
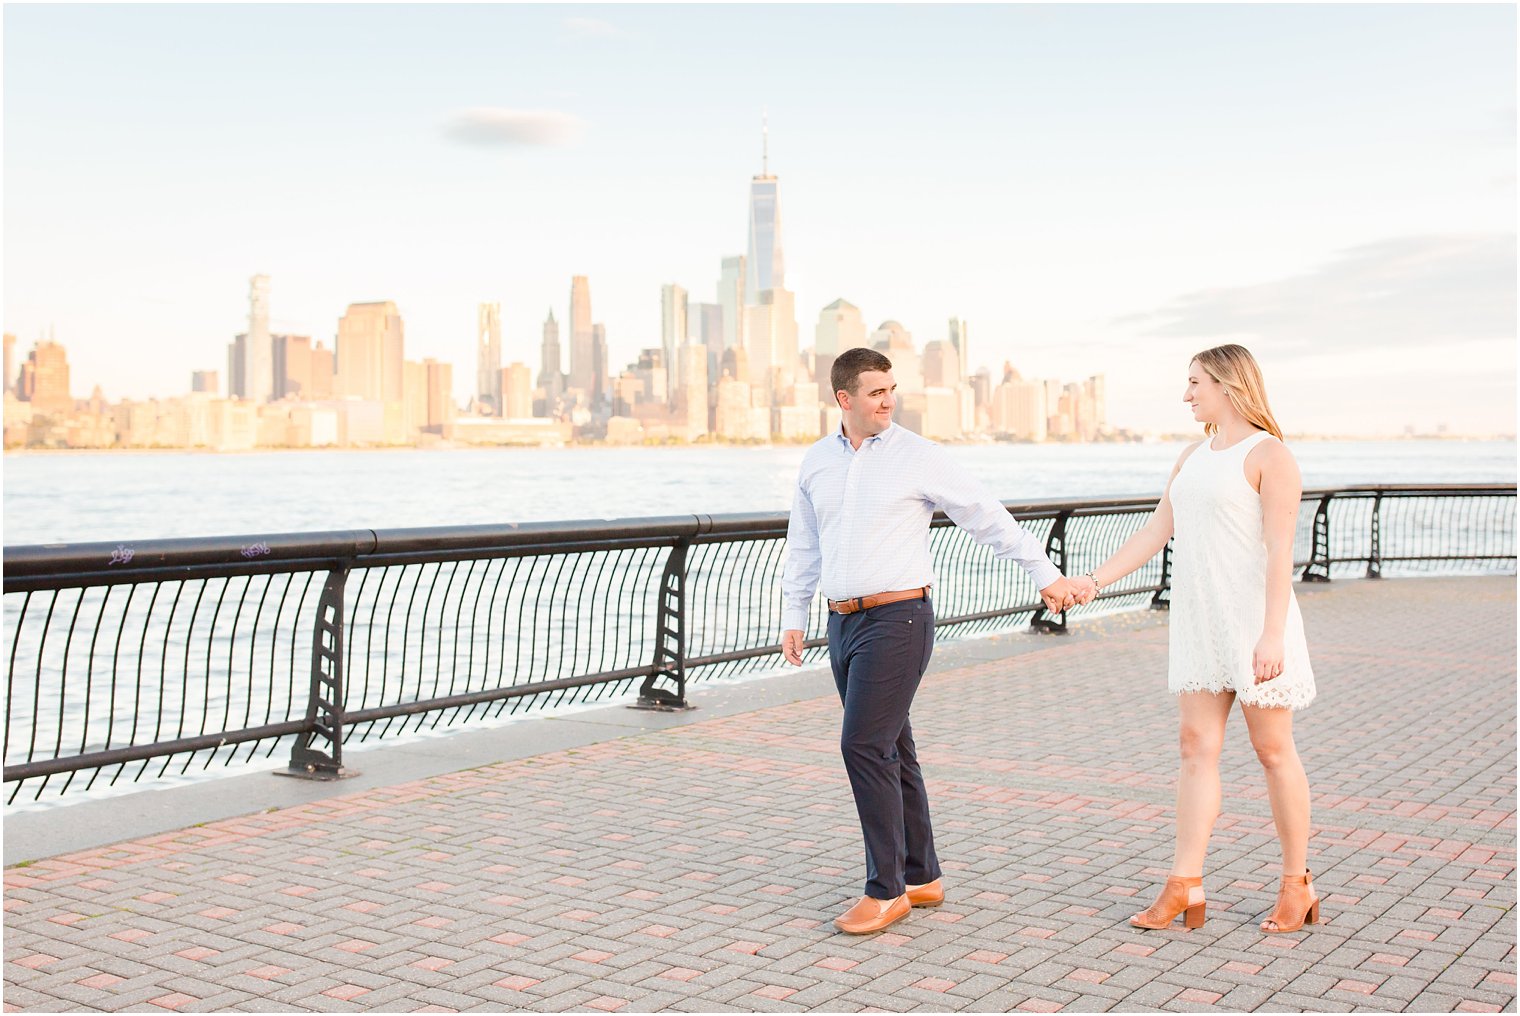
[273,765,359,782]
[629,694,696,713]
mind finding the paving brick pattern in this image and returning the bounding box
[5,576,1514,1012]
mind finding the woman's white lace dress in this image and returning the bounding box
[1167,431,1316,710]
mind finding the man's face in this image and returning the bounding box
[837,369,897,437]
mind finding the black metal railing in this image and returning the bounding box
[4,483,1513,802]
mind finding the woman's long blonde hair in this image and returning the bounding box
[1191,344,1284,441]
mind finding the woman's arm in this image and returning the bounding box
[1250,439,1302,683]
[1074,442,1199,602]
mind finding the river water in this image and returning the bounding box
[5,440,1514,545]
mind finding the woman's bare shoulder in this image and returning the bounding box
[1248,434,1297,467]
[1173,439,1205,470]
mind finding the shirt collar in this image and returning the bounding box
[835,421,898,450]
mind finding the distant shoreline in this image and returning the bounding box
[3,434,1514,457]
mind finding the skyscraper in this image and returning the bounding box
[477,303,502,414]
[309,342,335,399]
[992,376,1047,441]
[244,274,273,404]
[721,345,751,383]
[501,363,533,419]
[3,333,15,394]
[661,283,688,404]
[687,303,722,345]
[1088,374,1107,431]
[815,299,865,391]
[921,340,959,390]
[272,334,314,398]
[972,367,992,431]
[402,359,429,435]
[719,255,746,349]
[336,301,404,402]
[591,323,608,404]
[689,302,724,386]
[679,342,709,438]
[869,321,922,394]
[227,334,246,398]
[425,359,455,433]
[948,317,969,381]
[635,347,668,405]
[383,309,405,402]
[744,287,799,402]
[815,299,864,358]
[17,340,71,415]
[568,276,594,392]
[539,309,564,405]
[1044,378,1065,436]
[744,118,784,304]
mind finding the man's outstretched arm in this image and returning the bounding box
[921,448,1076,612]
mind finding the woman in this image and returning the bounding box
[1072,344,1319,934]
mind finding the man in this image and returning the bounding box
[781,346,1080,935]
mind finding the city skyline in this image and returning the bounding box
[5,117,1121,449]
[4,5,1514,435]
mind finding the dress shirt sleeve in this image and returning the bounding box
[780,478,822,634]
[920,446,1062,590]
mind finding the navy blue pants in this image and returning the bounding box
[827,595,942,900]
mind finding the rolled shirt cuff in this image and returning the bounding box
[1025,558,1063,591]
[781,606,811,635]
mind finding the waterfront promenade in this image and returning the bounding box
[4,576,1514,1013]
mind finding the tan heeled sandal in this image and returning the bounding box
[1261,869,1321,933]
[1129,875,1206,930]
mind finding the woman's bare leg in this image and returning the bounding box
[1241,704,1310,875]
[1172,691,1234,875]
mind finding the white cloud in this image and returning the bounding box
[563,16,620,38]
[1491,105,1516,143]
[443,107,585,148]
[1118,233,1516,356]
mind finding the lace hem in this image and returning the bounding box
[1168,677,1316,711]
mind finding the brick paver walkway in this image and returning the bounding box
[4,576,1515,1013]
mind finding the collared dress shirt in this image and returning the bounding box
[780,422,1062,633]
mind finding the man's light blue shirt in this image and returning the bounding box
[780,422,1061,633]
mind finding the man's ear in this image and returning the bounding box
[835,390,850,410]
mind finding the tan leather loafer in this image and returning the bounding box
[834,893,911,934]
[906,878,944,907]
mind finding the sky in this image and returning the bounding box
[4,4,1515,436]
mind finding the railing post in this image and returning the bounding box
[635,539,694,710]
[1031,511,1069,635]
[1150,537,1173,610]
[1302,494,1333,583]
[1366,493,1383,579]
[278,565,355,780]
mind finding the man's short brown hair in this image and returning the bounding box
[831,347,893,399]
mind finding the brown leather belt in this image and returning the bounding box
[828,586,929,615]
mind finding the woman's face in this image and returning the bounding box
[1182,360,1230,425]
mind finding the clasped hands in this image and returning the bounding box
[1039,574,1099,613]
